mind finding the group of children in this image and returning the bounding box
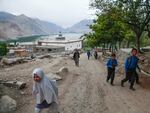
[31,48,140,113]
[87,50,98,60]
[106,48,140,91]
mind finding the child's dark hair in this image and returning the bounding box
[111,53,116,57]
[131,48,137,52]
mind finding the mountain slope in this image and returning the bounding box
[35,19,63,33]
[0,12,93,40]
[66,19,93,33]
[0,12,64,40]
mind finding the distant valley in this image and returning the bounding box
[0,12,93,40]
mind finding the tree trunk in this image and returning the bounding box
[115,45,118,51]
[106,43,109,50]
[136,35,141,52]
[135,30,142,52]
[127,41,130,48]
[119,41,121,49]
[109,44,111,52]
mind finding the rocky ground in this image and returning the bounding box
[0,52,150,113]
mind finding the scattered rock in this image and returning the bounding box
[37,54,52,59]
[0,95,17,113]
[20,91,25,95]
[1,81,26,89]
[0,62,4,68]
[1,58,15,66]
[1,57,26,66]
[56,67,69,75]
[46,72,62,81]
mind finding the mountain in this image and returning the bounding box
[0,12,93,40]
[0,12,64,40]
[65,19,93,33]
[34,19,63,33]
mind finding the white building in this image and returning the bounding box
[38,39,83,51]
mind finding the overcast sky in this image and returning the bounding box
[0,0,95,28]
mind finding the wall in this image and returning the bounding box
[33,46,65,53]
[65,41,82,51]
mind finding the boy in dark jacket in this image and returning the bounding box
[106,53,118,85]
[73,49,80,67]
[121,48,139,91]
[87,50,91,60]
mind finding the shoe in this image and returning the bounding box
[121,81,124,87]
[130,87,136,91]
[111,83,114,86]
[136,82,140,84]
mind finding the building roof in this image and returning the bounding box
[35,45,64,49]
[38,39,83,44]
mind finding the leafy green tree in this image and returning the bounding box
[123,29,136,48]
[0,42,8,56]
[86,8,126,52]
[90,0,150,52]
[118,0,150,51]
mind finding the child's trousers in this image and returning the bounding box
[34,102,59,113]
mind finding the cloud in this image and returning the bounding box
[0,0,94,28]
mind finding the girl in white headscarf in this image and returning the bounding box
[32,68,59,113]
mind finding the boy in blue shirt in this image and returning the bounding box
[121,48,139,91]
[106,53,118,85]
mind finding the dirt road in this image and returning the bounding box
[58,53,150,113]
[1,53,150,113]
[59,55,108,113]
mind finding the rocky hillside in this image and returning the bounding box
[0,12,93,40]
[0,12,63,40]
[65,19,93,33]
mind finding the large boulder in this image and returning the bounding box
[56,67,69,75]
[0,95,16,113]
[46,72,62,81]
[2,81,26,89]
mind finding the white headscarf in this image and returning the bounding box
[32,68,58,104]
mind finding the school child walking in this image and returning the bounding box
[87,50,91,60]
[32,68,59,113]
[106,53,118,85]
[73,49,80,67]
[121,48,139,91]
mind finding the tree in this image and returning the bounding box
[86,7,125,52]
[90,0,150,52]
[0,42,8,56]
[118,0,150,52]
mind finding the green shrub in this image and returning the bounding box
[0,42,8,56]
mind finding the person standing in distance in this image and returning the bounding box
[73,49,80,67]
[87,50,91,60]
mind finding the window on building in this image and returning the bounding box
[48,49,52,52]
